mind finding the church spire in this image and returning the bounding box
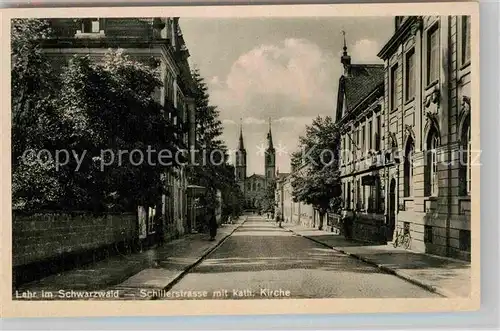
[238,117,245,150]
[341,30,351,76]
[267,117,274,150]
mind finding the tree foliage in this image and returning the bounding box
[290,116,342,228]
[12,19,182,212]
[187,68,241,216]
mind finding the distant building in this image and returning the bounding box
[235,119,276,209]
[275,168,317,228]
[41,17,198,242]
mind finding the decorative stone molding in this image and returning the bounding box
[425,110,438,125]
[461,95,471,114]
[388,131,398,148]
[404,124,415,141]
[424,85,440,108]
[411,16,423,36]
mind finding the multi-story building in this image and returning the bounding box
[41,17,198,243]
[335,34,388,243]
[376,15,472,261]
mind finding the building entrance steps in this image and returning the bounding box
[13,216,247,300]
[281,222,471,298]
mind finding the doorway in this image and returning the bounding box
[387,178,396,241]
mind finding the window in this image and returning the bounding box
[361,125,366,154]
[82,18,100,33]
[461,16,471,65]
[378,177,384,213]
[343,182,347,207]
[460,116,472,195]
[355,128,360,159]
[459,229,471,252]
[346,182,351,209]
[375,116,381,151]
[427,25,439,85]
[405,49,415,101]
[368,121,373,151]
[424,225,433,243]
[390,64,399,111]
[425,127,440,196]
[356,180,361,210]
[404,137,415,197]
[342,137,345,162]
[347,134,351,162]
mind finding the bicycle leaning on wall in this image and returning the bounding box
[393,225,412,249]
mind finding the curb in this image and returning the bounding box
[282,225,452,298]
[149,216,247,299]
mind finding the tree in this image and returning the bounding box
[290,116,342,230]
[11,19,65,210]
[260,178,277,215]
[187,68,238,216]
[11,26,183,212]
[54,50,182,211]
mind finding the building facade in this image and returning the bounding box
[336,33,388,244]
[276,170,317,228]
[377,16,472,261]
[335,16,472,261]
[235,119,276,210]
[42,17,198,242]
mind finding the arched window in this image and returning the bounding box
[425,126,440,196]
[460,116,471,195]
[404,137,415,197]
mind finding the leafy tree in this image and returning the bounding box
[11,19,64,210]
[11,22,182,212]
[187,68,238,216]
[260,178,277,214]
[54,50,182,211]
[290,116,342,230]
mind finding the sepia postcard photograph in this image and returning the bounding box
[0,3,480,318]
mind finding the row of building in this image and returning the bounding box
[277,16,472,261]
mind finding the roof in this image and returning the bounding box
[344,64,384,111]
[277,172,290,180]
[336,64,384,122]
[247,174,265,180]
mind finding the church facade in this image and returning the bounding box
[235,120,276,210]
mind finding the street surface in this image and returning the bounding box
[165,215,439,299]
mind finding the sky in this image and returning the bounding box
[180,17,394,175]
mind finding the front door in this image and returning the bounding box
[387,178,396,241]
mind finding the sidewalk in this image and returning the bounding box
[14,217,246,300]
[281,222,471,298]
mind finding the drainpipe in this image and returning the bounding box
[445,16,453,257]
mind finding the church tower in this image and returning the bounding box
[265,118,276,187]
[235,119,247,193]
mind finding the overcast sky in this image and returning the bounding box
[180,17,394,175]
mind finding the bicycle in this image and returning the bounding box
[393,226,412,249]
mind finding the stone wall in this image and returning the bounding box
[12,211,137,268]
[352,214,387,244]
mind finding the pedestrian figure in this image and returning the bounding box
[209,208,217,241]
